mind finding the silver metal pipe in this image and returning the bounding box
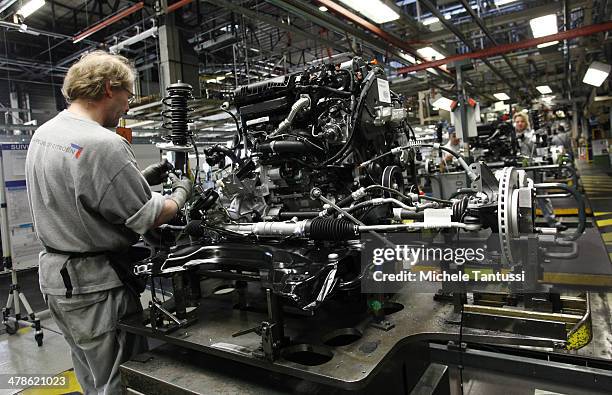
[221,221,308,237]
[535,193,572,199]
[269,95,311,136]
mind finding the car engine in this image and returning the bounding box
[133,58,585,347]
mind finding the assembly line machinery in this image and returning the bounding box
[118,58,612,393]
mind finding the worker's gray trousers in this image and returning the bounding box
[46,287,148,395]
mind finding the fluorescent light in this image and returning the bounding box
[529,14,559,48]
[495,0,518,6]
[537,41,559,49]
[417,47,445,61]
[319,6,328,12]
[530,14,557,36]
[493,93,510,101]
[17,0,45,18]
[338,0,400,24]
[536,85,553,94]
[432,97,453,112]
[421,17,438,25]
[582,61,611,87]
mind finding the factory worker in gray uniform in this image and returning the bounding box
[513,112,561,229]
[513,112,536,158]
[25,51,192,395]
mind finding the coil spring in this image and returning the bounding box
[308,217,358,241]
[161,82,193,146]
[452,196,469,222]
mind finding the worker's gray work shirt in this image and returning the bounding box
[25,110,165,295]
[517,129,535,157]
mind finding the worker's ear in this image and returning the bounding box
[104,80,113,98]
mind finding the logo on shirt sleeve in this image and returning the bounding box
[70,143,83,159]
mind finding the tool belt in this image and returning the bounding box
[44,246,147,298]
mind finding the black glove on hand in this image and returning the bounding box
[142,159,174,186]
[168,173,193,209]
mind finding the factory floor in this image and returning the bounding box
[0,159,611,394]
[575,159,612,263]
[0,270,160,395]
[0,315,81,395]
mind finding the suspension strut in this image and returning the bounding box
[159,81,194,176]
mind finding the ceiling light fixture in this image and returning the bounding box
[421,17,438,25]
[493,93,510,101]
[536,85,553,94]
[529,14,558,48]
[337,0,400,24]
[319,5,328,12]
[16,0,45,19]
[417,46,445,61]
[582,61,611,87]
[494,0,518,6]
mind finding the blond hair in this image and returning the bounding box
[62,50,135,103]
[513,112,530,130]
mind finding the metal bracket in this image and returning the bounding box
[260,321,277,362]
[148,298,192,334]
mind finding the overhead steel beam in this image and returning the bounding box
[267,0,432,79]
[418,0,520,95]
[314,0,427,65]
[457,0,538,97]
[305,0,466,88]
[167,0,193,13]
[306,0,489,103]
[266,0,410,60]
[206,0,352,55]
[0,0,16,14]
[0,20,87,41]
[311,0,492,100]
[418,0,590,44]
[269,0,450,78]
[396,21,612,74]
[210,0,489,100]
[73,2,144,43]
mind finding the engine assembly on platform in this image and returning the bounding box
[123,58,592,365]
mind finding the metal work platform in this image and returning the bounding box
[119,285,612,393]
[119,159,612,393]
[120,291,612,394]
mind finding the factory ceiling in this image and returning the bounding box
[0,0,610,109]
